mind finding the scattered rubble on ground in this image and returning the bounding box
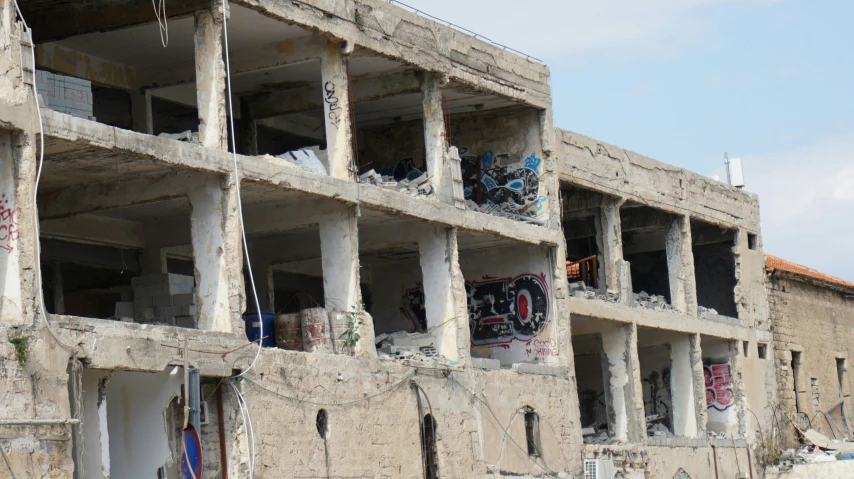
[375,330,452,366]
[634,291,676,312]
[359,169,434,197]
[569,281,621,303]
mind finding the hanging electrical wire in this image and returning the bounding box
[152,0,169,47]
[12,0,75,351]
[215,0,265,378]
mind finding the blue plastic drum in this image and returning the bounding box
[243,312,276,347]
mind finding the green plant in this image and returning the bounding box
[354,10,365,29]
[338,303,365,353]
[8,332,30,367]
[754,420,784,468]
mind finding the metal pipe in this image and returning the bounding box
[711,444,719,479]
[189,368,201,432]
[216,384,229,479]
[0,419,80,425]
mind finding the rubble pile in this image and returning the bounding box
[158,130,201,144]
[568,281,621,303]
[375,331,449,365]
[634,291,676,312]
[359,169,434,197]
[276,147,328,175]
[464,199,545,225]
[698,306,718,317]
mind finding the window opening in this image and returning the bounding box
[791,352,802,413]
[524,408,542,457]
[743,341,749,357]
[316,409,328,439]
[758,343,768,360]
[421,414,439,479]
[747,233,757,250]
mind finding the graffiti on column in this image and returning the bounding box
[324,81,342,127]
[704,363,734,410]
[458,147,546,221]
[0,193,21,253]
[467,273,550,347]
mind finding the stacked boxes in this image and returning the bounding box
[35,70,95,120]
[131,274,197,327]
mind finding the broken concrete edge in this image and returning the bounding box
[41,110,560,247]
[512,362,567,377]
[556,128,761,232]
[234,0,552,109]
[566,297,754,342]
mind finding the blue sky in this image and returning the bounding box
[405,0,854,281]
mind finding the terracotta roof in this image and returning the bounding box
[766,254,854,291]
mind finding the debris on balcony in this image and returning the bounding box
[276,147,328,175]
[158,130,200,144]
[633,291,676,312]
[375,331,448,365]
[569,281,620,303]
[359,169,434,197]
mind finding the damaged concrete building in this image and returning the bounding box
[0,0,841,478]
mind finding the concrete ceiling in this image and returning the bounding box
[58,5,311,69]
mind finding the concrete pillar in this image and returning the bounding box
[599,196,628,297]
[670,334,700,437]
[730,339,749,437]
[188,175,244,332]
[417,226,470,363]
[131,89,153,134]
[690,333,709,432]
[0,132,36,324]
[422,73,449,202]
[665,215,698,316]
[319,40,354,180]
[602,322,645,442]
[194,5,228,151]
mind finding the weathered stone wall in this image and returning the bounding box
[769,274,854,447]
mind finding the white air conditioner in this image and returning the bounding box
[584,459,615,479]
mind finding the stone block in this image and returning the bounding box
[114,301,134,319]
[152,294,174,307]
[133,296,153,310]
[173,293,195,306]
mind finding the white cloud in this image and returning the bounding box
[399,0,776,61]
[741,134,854,282]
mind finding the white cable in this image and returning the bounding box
[152,0,169,47]
[221,0,264,378]
[225,380,256,479]
[12,0,75,350]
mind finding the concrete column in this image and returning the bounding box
[131,89,153,134]
[194,5,228,151]
[319,40,354,180]
[422,73,449,202]
[417,226,470,363]
[0,132,36,324]
[188,175,244,332]
[690,333,709,432]
[670,334,700,437]
[602,322,645,442]
[318,207,376,356]
[730,339,749,437]
[599,196,628,297]
[665,215,698,316]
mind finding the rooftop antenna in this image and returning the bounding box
[724,152,745,189]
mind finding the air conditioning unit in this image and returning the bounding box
[584,459,615,479]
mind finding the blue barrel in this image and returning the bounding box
[244,312,276,347]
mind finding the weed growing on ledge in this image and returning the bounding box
[339,302,366,354]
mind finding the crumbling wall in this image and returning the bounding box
[769,275,854,446]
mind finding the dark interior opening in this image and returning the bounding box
[420,414,439,479]
[524,408,542,457]
[621,203,675,303]
[691,219,738,318]
[92,85,132,130]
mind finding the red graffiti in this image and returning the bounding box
[0,193,21,253]
[705,363,734,411]
[525,338,558,357]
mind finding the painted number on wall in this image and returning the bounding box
[0,193,21,253]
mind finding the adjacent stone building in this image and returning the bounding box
[0,0,843,478]
[768,255,854,449]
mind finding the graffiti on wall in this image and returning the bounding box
[0,193,21,253]
[399,273,552,350]
[467,274,550,347]
[705,363,734,411]
[458,147,546,221]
